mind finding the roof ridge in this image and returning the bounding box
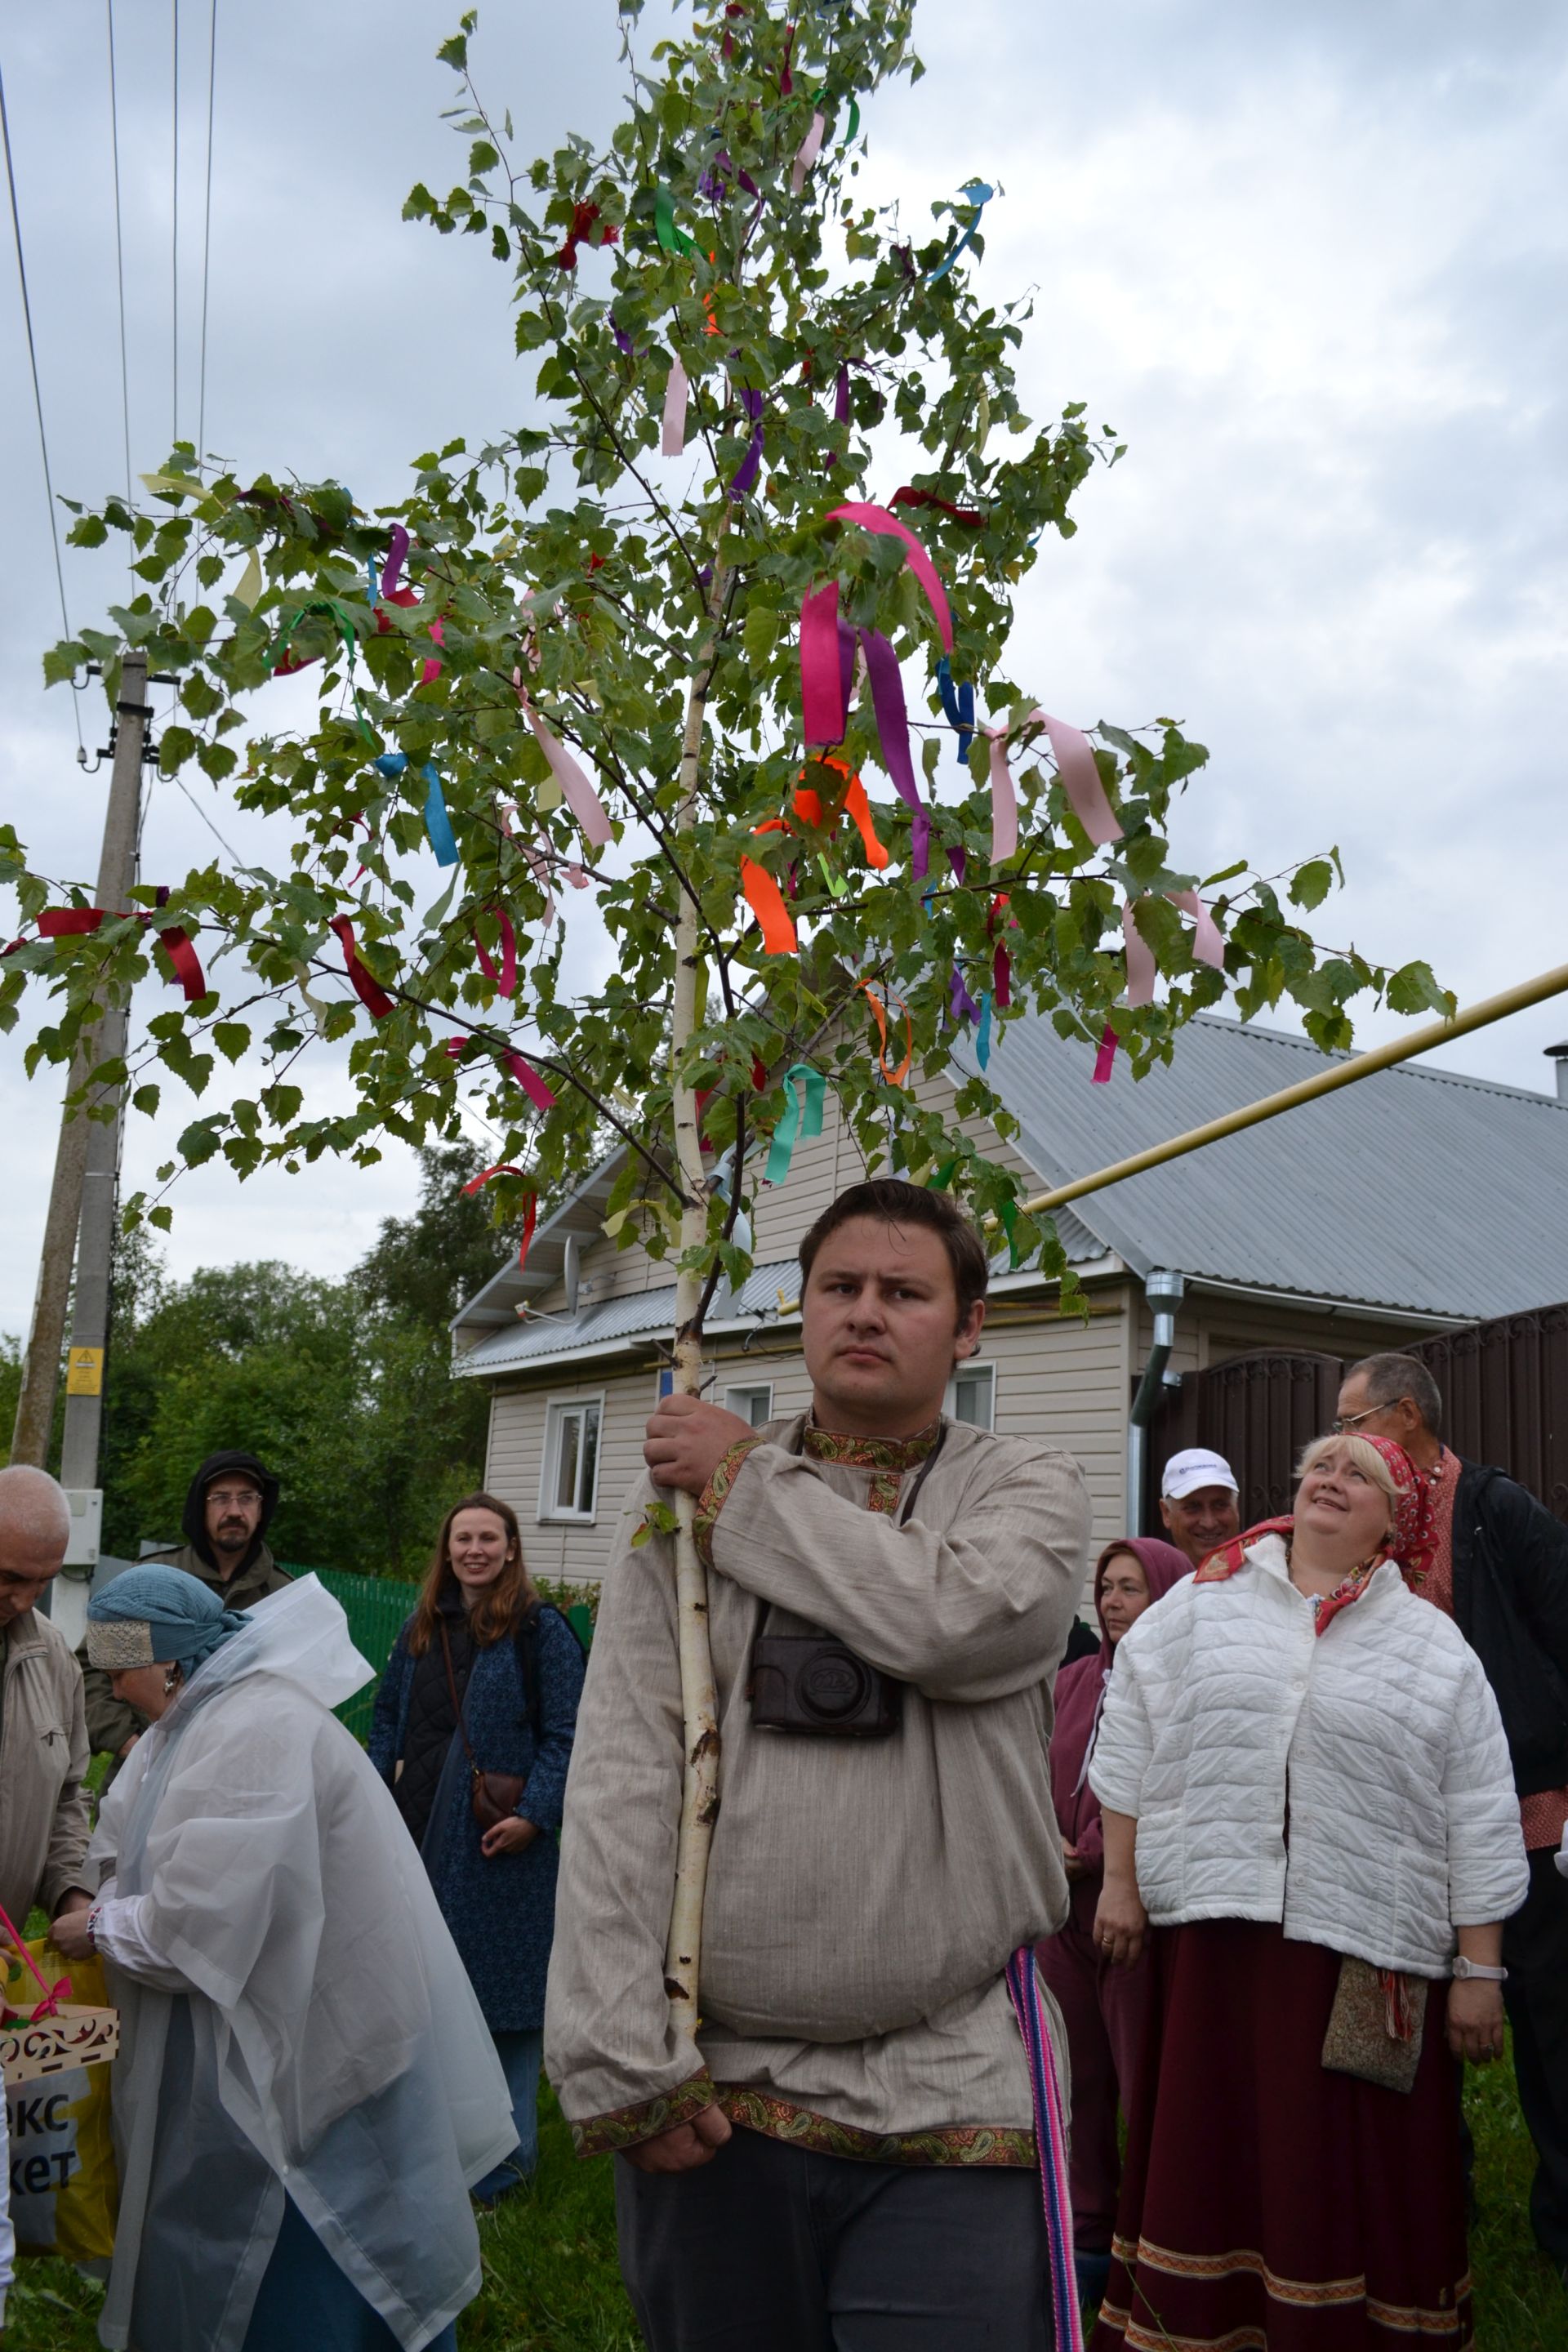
[1185,1010,1566,1110]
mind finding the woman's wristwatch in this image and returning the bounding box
[1451,1955,1507,1981]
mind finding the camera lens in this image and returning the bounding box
[800,1648,873,1722]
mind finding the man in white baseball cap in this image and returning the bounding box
[1158,1447,1241,1570]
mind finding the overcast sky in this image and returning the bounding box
[2,0,1565,1338]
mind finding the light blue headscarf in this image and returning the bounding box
[87,1565,245,1672]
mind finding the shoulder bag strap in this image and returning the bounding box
[438,1618,480,1773]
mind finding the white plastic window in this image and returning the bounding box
[540,1396,603,1521]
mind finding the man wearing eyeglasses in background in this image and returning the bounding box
[1334,1352,1568,2283]
[78,1450,292,1764]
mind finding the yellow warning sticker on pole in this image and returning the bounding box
[65,1348,104,1396]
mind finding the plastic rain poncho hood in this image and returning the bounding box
[88,1576,514,2352]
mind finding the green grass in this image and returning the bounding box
[9,2064,1568,2349]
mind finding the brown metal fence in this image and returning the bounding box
[1141,1302,1568,1530]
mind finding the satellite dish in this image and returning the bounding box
[563,1233,581,1317]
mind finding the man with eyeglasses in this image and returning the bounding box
[1335,1352,1568,2279]
[78,1450,291,1763]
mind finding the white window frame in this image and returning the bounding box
[723,1380,774,1428]
[946,1361,996,1430]
[538,1392,605,1524]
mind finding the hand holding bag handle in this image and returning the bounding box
[439,1618,527,1833]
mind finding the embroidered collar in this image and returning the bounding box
[803,1414,942,1472]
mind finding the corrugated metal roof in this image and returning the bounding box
[961,1011,1568,1321]
[457,1258,804,1378]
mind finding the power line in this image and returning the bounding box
[171,0,179,447]
[105,0,132,507]
[0,51,86,754]
[196,0,216,462]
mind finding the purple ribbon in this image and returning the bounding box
[950,964,980,1023]
[729,386,764,501]
[858,626,930,878]
[609,311,637,358]
[381,524,409,601]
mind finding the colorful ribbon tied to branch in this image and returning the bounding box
[791,109,826,195]
[654,184,695,256]
[1093,1025,1120,1085]
[662,356,690,455]
[330,916,394,1018]
[926,180,994,285]
[504,1049,558,1111]
[975,991,994,1068]
[826,501,954,652]
[474,908,518,996]
[797,574,938,880]
[1008,708,1121,849]
[514,685,615,848]
[461,1165,539,1271]
[765,1062,826,1184]
[984,728,1019,866]
[38,905,207,1001]
[1121,890,1226,1004]
[738,840,799,955]
[857,978,914,1086]
[729,385,764,500]
[421,764,459,867]
[381,524,409,599]
[557,201,617,270]
[938,656,975,764]
[794,757,889,871]
[892,487,984,528]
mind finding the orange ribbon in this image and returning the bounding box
[857,978,913,1086]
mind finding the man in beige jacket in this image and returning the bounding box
[0,1467,92,1940]
[545,1180,1090,2350]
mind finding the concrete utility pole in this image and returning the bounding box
[10,653,150,1477]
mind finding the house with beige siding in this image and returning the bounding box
[450,1010,1568,1588]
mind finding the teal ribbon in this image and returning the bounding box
[422,763,459,867]
[765,1063,826,1186]
[927,181,994,285]
[976,990,993,1069]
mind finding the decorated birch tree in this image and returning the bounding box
[3,0,1445,2020]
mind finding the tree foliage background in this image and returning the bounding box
[1,1145,504,1577]
[1,0,1449,1326]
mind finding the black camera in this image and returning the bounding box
[749,1633,904,1738]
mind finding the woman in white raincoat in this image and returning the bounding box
[50,1566,514,2352]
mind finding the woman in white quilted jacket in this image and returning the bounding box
[1085,1432,1528,2351]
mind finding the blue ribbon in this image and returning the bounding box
[765,1063,826,1186]
[421,763,459,867]
[373,751,408,781]
[926,182,994,285]
[937,655,975,763]
[976,990,993,1069]
[367,555,380,607]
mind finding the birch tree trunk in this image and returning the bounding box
[661,573,726,2036]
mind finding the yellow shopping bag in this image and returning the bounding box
[2,1939,119,2262]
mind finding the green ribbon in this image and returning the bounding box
[932,1157,958,1192]
[270,597,375,743]
[998,1196,1023,1269]
[654,185,695,256]
[765,1062,826,1186]
[843,97,860,145]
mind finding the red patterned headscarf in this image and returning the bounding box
[1193,1433,1435,1588]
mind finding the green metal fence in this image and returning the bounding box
[280,1566,419,1743]
[279,1567,596,1743]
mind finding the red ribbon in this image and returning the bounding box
[461,1166,538,1270]
[474,908,518,996]
[780,17,795,91]
[39,906,205,1000]
[329,916,394,1018]
[557,200,618,270]
[890,487,984,528]
[504,1049,558,1111]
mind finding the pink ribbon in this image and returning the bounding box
[800,582,848,745]
[1169,887,1226,970]
[515,681,614,848]
[421,617,444,686]
[1122,903,1157,1006]
[505,1049,559,1111]
[985,728,1018,866]
[791,109,826,196]
[474,907,518,996]
[1121,890,1225,1005]
[1020,709,1121,848]
[1093,1024,1120,1084]
[662,356,689,457]
[826,501,953,653]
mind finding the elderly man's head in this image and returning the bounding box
[1334,1355,1445,1470]
[0,1465,72,1628]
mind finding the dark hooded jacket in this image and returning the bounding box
[1049,1537,1189,1927]
[79,1451,292,1757]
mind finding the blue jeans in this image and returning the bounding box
[472,2027,543,2200]
[244,2194,458,2350]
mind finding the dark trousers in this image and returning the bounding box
[1505,1847,1568,2262]
[616,2126,1055,2351]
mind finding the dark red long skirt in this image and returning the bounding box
[1091,1920,1472,2351]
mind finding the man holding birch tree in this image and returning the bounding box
[546,1178,1090,2346]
